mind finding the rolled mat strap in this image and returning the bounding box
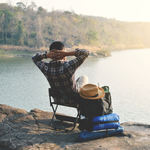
[78,126,124,142]
[93,122,120,131]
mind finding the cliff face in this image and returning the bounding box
[0,104,150,150]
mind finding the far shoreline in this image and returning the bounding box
[0,45,149,58]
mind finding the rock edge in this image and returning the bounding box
[0,104,150,150]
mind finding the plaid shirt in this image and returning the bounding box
[32,49,90,92]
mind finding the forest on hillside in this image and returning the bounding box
[0,2,150,51]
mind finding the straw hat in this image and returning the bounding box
[79,84,105,100]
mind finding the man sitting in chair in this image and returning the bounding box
[32,41,90,92]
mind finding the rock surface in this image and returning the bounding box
[0,104,150,150]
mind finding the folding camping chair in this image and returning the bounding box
[48,88,81,131]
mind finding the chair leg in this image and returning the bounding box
[70,108,81,131]
[50,106,81,132]
[50,104,58,128]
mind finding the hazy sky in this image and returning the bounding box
[1,0,150,22]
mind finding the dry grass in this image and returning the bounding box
[0,45,49,52]
[72,45,101,52]
[0,44,110,52]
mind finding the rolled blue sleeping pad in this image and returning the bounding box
[92,113,120,123]
[93,122,120,131]
[78,126,124,142]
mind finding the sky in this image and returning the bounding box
[1,0,150,22]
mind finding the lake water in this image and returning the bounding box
[0,48,150,124]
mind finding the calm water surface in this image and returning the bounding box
[0,48,150,124]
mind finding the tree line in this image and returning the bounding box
[0,2,150,51]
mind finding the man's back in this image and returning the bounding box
[32,48,90,92]
[46,60,77,91]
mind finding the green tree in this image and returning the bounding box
[86,30,98,45]
[29,2,37,11]
[16,20,25,45]
[0,9,14,44]
[16,2,26,11]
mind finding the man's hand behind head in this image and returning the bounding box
[47,49,66,60]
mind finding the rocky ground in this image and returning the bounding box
[0,104,150,150]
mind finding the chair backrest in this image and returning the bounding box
[49,88,80,105]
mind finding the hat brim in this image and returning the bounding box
[79,87,105,100]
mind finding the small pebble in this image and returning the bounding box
[65,146,68,149]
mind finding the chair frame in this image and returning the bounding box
[48,88,81,131]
